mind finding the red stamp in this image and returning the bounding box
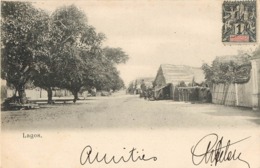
[230,35,249,42]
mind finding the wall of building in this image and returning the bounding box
[211,58,260,110]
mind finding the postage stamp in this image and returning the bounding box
[222,0,257,43]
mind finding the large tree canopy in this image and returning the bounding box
[48,5,106,102]
[1,2,128,104]
[1,1,49,102]
[90,47,128,91]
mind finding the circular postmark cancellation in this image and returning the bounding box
[222,0,257,44]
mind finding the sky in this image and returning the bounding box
[32,0,259,85]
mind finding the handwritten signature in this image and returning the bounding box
[191,133,250,168]
[80,145,157,165]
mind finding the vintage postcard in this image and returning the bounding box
[1,0,260,168]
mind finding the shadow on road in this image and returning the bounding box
[247,119,260,125]
[203,105,260,125]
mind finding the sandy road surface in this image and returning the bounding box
[1,91,260,130]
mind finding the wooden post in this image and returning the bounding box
[251,57,260,111]
[223,83,229,105]
[235,83,239,106]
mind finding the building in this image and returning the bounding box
[206,52,260,111]
[153,64,205,100]
[127,77,154,94]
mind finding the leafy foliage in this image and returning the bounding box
[1,3,128,103]
[252,46,260,58]
[1,1,49,101]
[102,47,129,64]
[202,54,251,85]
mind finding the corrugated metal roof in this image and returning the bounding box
[159,64,205,85]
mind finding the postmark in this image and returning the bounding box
[222,0,257,43]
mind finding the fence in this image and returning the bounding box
[212,78,252,107]
[177,87,211,102]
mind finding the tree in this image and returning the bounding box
[32,59,61,103]
[93,62,124,91]
[29,14,59,104]
[48,5,105,102]
[92,47,128,91]
[1,3,128,104]
[1,1,49,103]
[102,47,129,64]
[202,53,251,86]
[252,45,260,58]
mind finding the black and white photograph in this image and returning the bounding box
[1,0,260,167]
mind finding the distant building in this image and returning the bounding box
[153,64,205,100]
[127,77,154,94]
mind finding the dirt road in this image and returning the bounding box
[2,91,260,130]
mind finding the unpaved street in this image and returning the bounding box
[2,91,260,131]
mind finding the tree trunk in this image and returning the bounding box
[47,87,53,104]
[72,90,79,103]
[17,85,27,104]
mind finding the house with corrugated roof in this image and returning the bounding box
[153,64,205,100]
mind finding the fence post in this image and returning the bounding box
[223,83,229,105]
[235,83,239,106]
[251,56,260,111]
